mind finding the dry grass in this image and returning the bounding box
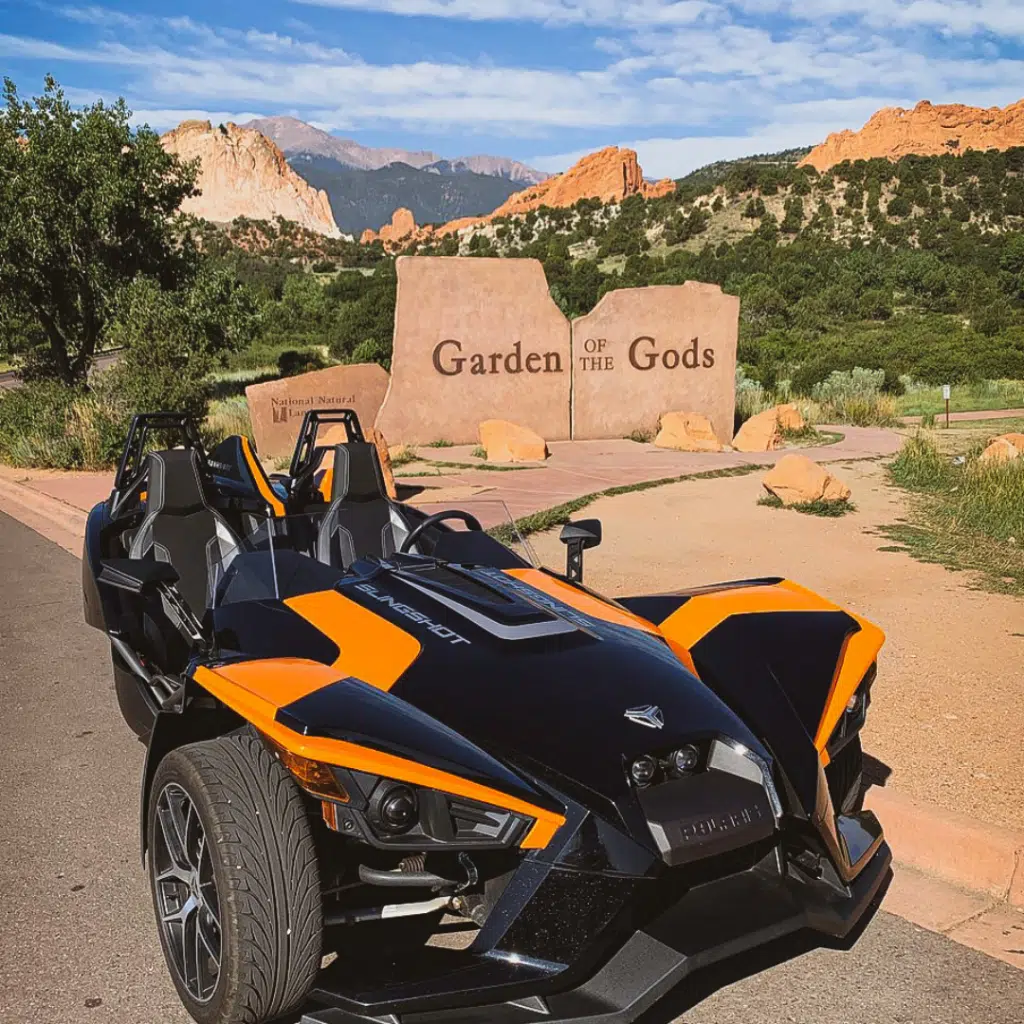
[881,432,1024,595]
[204,395,253,445]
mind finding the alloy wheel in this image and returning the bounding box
[152,782,222,1004]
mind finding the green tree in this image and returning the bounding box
[105,270,260,421]
[331,262,397,366]
[0,77,199,383]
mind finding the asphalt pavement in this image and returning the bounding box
[1,509,1022,1024]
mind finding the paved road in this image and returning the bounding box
[0,349,123,390]
[2,510,1023,1024]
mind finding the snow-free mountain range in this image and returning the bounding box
[160,99,1024,242]
[242,115,545,236]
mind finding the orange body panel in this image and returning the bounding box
[657,580,842,650]
[813,614,884,754]
[240,436,286,517]
[285,589,422,690]
[192,660,564,848]
[649,580,885,756]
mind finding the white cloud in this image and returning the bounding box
[12,1,1024,175]
[288,0,710,27]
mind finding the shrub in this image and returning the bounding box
[311,260,336,273]
[889,432,953,491]
[205,395,253,445]
[735,365,771,423]
[0,380,126,469]
[811,368,899,426]
[277,348,329,377]
[105,273,260,423]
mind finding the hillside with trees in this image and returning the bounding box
[4,74,1024,470]
[399,145,1024,389]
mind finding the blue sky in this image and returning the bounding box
[3,0,1024,177]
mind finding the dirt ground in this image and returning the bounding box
[529,459,1024,832]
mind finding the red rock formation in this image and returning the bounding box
[161,120,341,237]
[360,207,418,247]
[362,146,674,251]
[801,99,1024,172]
[490,146,674,218]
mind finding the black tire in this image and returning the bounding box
[147,730,323,1024]
[825,735,865,816]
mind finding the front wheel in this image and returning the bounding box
[147,730,323,1024]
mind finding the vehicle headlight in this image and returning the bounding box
[316,768,532,850]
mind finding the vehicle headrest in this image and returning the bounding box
[330,443,388,504]
[146,449,210,516]
[207,435,285,516]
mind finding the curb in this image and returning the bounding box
[865,788,1024,909]
[0,472,87,556]
[1,471,1022,912]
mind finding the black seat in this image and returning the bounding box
[316,443,407,568]
[128,449,242,614]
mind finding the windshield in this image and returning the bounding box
[210,500,538,609]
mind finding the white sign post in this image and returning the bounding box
[942,384,951,428]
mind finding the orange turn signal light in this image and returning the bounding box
[266,738,350,802]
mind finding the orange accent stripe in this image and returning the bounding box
[505,568,663,637]
[656,580,885,752]
[285,590,422,691]
[657,580,841,651]
[812,613,884,752]
[241,435,286,517]
[317,467,334,502]
[193,661,564,848]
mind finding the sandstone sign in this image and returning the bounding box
[246,363,390,459]
[570,283,738,443]
[376,257,571,445]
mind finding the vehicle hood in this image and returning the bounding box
[330,562,764,808]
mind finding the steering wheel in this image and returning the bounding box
[400,509,483,554]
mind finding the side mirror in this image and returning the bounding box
[559,519,602,583]
[99,558,180,596]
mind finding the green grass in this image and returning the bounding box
[897,380,1024,418]
[390,446,419,468]
[947,416,1024,433]
[471,446,488,460]
[423,459,536,473]
[425,439,455,448]
[625,429,654,444]
[879,432,1024,595]
[780,423,820,442]
[757,493,856,517]
[205,395,252,444]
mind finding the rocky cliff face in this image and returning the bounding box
[490,146,674,217]
[362,146,674,250]
[161,120,341,237]
[802,99,1024,171]
[360,207,419,247]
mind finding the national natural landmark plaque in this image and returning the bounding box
[246,363,390,458]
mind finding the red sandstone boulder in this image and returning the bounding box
[654,412,723,452]
[732,408,783,452]
[979,438,1021,464]
[775,403,806,432]
[762,455,851,506]
[479,420,548,463]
